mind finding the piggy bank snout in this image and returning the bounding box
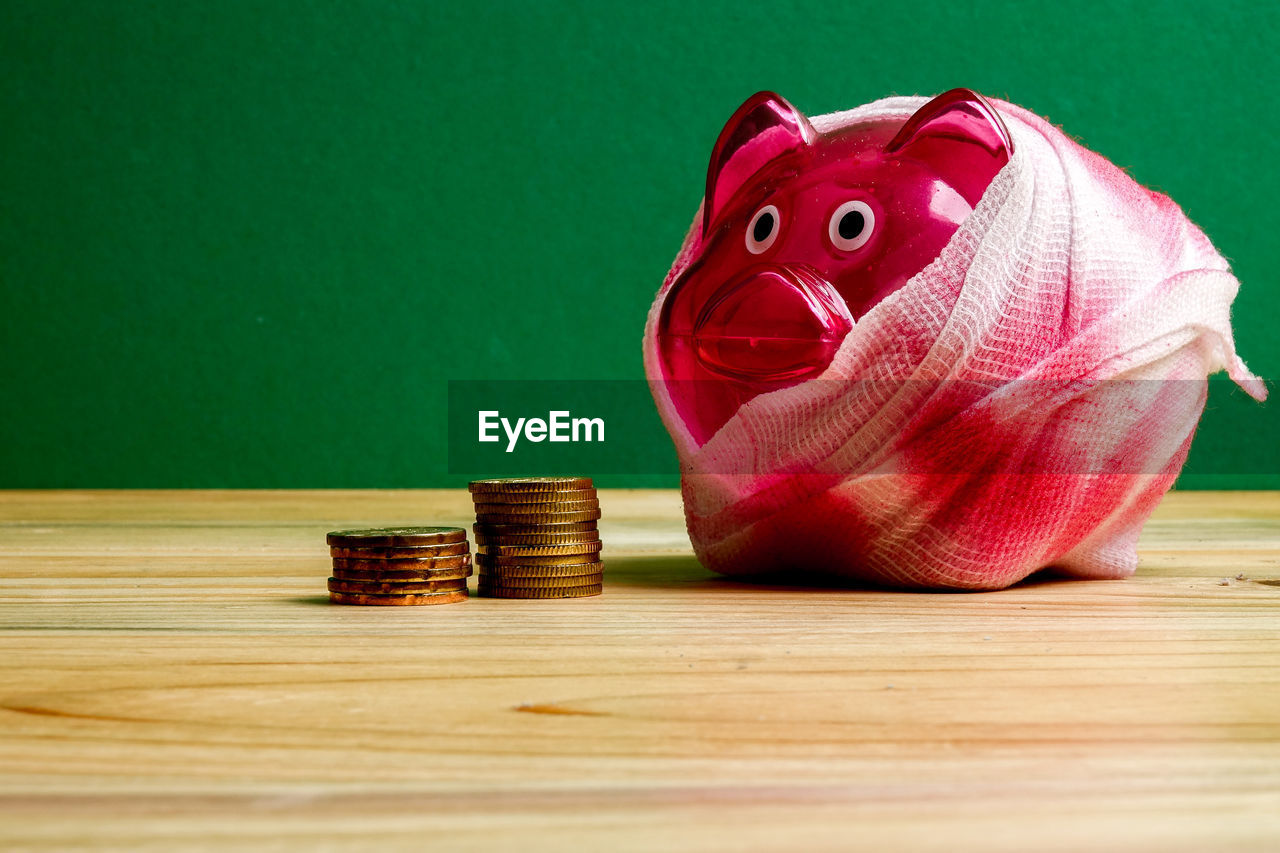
[691,264,853,382]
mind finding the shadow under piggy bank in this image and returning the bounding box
[601,554,1085,593]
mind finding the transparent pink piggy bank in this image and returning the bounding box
[654,88,1013,444]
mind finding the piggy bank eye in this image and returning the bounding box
[828,200,875,251]
[746,204,780,254]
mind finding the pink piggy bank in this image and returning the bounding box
[645,88,1263,589]
[654,88,1013,444]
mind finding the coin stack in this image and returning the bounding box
[469,477,603,598]
[327,527,472,605]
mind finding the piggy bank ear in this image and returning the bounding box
[703,91,815,238]
[886,88,1014,206]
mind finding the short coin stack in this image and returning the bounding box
[327,526,472,605]
[470,477,603,598]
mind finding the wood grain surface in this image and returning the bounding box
[1,490,1278,851]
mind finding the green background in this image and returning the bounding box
[2,0,1275,488]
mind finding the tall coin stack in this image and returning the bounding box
[469,477,603,598]
[327,527,472,605]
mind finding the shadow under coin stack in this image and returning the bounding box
[327,527,472,605]
[470,477,603,598]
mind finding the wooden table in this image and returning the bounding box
[1,490,1278,851]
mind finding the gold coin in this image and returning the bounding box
[476,583,602,599]
[472,528,599,546]
[329,541,470,559]
[476,552,603,568]
[477,541,603,557]
[326,527,467,548]
[474,509,602,525]
[468,477,593,494]
[478,568,601,585]
[479,566,603,582]
[474,520,597,536]
[329,589,469,606]
[472,499,599,515]
[470,488,597,505]
[331,564,473,582]
[328,577,469,595]
[331,554,472,572]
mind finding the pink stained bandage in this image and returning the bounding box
[643,90,1265,590]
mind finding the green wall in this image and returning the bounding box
[2,0,1275,488]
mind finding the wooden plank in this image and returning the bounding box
[0,490,1277,850]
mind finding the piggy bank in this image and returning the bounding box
[644,88,1262,589]
[654,88,1013,444]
